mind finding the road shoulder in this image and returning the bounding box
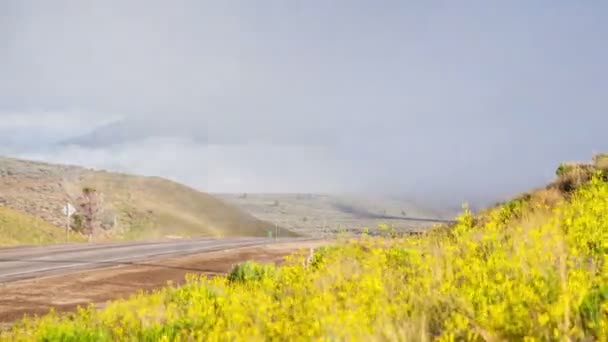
[0,240,328,326]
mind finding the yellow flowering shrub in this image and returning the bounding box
[3,176,608,341]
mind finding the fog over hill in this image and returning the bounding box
[2,2,608,210]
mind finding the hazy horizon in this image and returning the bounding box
[2,1,607,208]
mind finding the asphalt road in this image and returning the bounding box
[0,237,299,283]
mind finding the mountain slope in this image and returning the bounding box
[0,156,293,240]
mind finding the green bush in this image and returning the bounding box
[497,198,527,223]
[227,261,277,283]
[70,214,85,233]
[308,245,337,270]
[580,285,608,337]
[556,163,577,177]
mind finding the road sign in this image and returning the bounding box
[63,202,76,243]
[62,203,76,217]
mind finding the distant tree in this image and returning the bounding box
[76,187,103,242]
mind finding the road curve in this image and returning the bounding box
[0,237,304,283]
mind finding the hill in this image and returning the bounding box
[216,193,456,237]
[466,153,608,230]
[0,156,293,241]
[0,206,85,245]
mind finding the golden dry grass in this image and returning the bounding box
[77,172,298,239]
[0,207,85,246]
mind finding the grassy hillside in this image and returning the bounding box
[75,172,297,239]
[0,156,292,241]
[5,154,608,340]
[466,152,608,232]
[0,207,84,246]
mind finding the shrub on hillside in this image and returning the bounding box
[497,197,528,223]
[555,163,574,177]
[307,245,337,270]
[555,163,594,193]
[594,153,608,172]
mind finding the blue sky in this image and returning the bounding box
[1,1,607,206]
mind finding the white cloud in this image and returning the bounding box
[0,110,118,131]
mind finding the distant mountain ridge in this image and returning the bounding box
[59,119,209,147]
[216,193,457,237]
[58,116,341,149]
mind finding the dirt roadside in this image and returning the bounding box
[0,240,329,326]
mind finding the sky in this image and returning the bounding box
[1,1,607,207]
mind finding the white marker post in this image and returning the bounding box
[275,221,278,241]
[62,203,76,243]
